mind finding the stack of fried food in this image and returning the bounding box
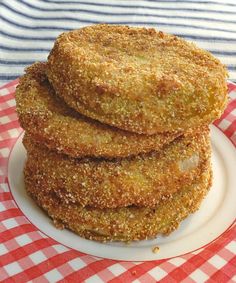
[15,25,228,242]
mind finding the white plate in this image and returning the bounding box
[8,126,236,261]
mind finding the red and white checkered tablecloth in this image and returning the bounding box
[0,80,236,283]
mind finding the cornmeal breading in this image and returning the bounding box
[15,63,179,159]
[14,24,222,243]
[23,128,210,209]
[47,24,228,134]
[25,163,212,242]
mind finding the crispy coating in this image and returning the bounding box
[23,128,211,209]
[25,163,212,242]
[47,24,228,134]
[15,62,180,158]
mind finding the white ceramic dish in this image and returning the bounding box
[8,126,236,261]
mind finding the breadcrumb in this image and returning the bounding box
[152,246,160,254]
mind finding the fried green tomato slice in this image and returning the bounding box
[47,24,228,134]
[23,127,211,209]
[15,62,180,159]
[25,162,212,242]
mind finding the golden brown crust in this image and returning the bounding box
[23,128,211,209]
[47,24,228,134]
[15,62,180,159]
[25,163,212,242]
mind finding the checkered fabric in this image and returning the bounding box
[0,80,235,283]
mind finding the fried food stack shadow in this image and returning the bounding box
[15,24,228,242]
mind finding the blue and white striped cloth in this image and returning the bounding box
[0,0,236,85]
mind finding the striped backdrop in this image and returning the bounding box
[0,0,236,85]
